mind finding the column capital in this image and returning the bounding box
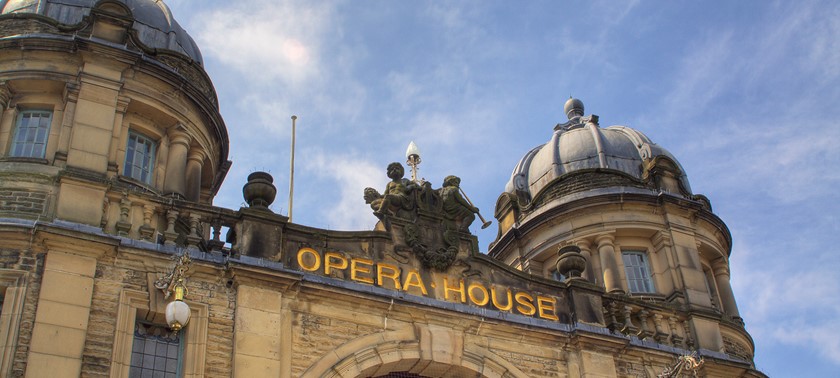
[594,232,616,247]
[187,148,206,165]
[63,82,80,103]
[0,81,13,108]
[168,125,192,147]
[652,230,672,250]
[116,96,131,113]
[712,259,730,277]
[574,239,592,251]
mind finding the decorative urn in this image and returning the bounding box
[242,171,276,210]
[556,245,586,279]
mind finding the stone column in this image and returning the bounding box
[575,239,595,283]
[712,259,741,321]
[595,233,624,294]
[185,149,205,202]
[163,127,191,198]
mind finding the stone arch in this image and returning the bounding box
[301,325,529,378]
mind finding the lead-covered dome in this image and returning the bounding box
[0,0,202,64]
[498,98,698,224]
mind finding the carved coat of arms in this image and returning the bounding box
[363,162,488,271]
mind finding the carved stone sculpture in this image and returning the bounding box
[437,175,478,232]
[375,162,417,218]
[363,163,485,271]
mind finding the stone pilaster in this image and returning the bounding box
[107,96,131,177]
[25,251,97,378]
[233,285,284,377]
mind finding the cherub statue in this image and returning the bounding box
[374,162,416,217]
[438,175,478,232]
[363,187,383,212]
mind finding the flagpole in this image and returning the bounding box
[289,115,297,222]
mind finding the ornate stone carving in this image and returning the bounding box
[364,162,485,271]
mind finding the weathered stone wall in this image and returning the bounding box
[83,248,235,377]
[0,247,43,377]
[289,294,387,377]
[0,189,48,217]
[723,335,752,362]
[528,170,648,211]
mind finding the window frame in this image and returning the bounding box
[129,320,185,377]
[123,130,158,185]
[0,269,28,377]
[111,290,208,377]
[621,250,656,294]
[9,109,52,159]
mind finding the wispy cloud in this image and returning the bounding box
[190,0,332,87]
[732,242,840,364]
[302,149,382,230]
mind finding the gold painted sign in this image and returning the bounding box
[296,248,560,321]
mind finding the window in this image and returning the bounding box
[111,290,208,377]
[124,131,156,184]
[622,251,655,293]
[0,270,28,376]
[129,321,183,377]
[10,110,51,158]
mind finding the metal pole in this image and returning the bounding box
[458,187,492,229]
[289,115,297,222]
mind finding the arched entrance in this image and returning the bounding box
[301,327,528,378]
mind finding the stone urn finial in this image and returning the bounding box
[556,245,586,280]
[242,171,276,211]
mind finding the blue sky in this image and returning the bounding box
[167,1,840,376]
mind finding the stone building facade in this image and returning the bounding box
[0,1,764,377]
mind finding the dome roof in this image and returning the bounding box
[0,0,202,64]
[503,99,692,209]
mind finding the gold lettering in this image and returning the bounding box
[403,270,428,295]
[444,278,466,303]
[297,248,321,272]
[536,295,559,321]
[351,258,374,284]
[515,292,536,316]
[467,282,489,306]
[491,286,513,311]
[376,263,402,290]
[324,252,348,275]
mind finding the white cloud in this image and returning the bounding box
[302,149,382,231]
[190,0,332,87]
[732,242,840,365]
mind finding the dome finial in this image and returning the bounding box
[564,97,584,120]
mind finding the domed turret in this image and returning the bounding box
[488,99,750,364]
[0,0,230,228]
[1,0,202,63]
[498,99,697,234]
